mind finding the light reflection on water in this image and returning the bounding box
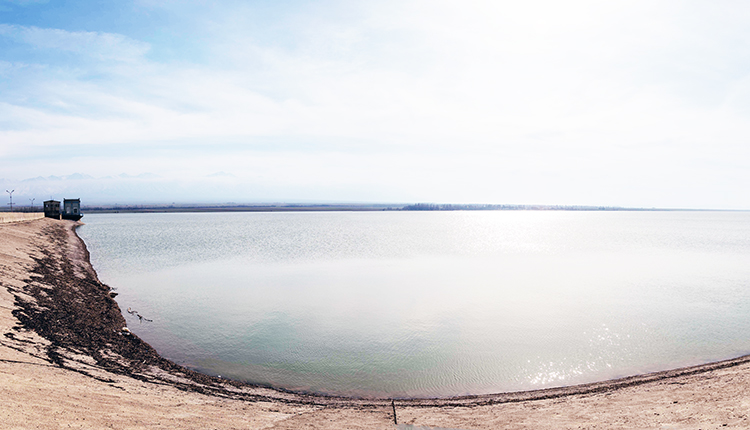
[78,211,750,398]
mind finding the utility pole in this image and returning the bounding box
[6,189,14,212]
[29,198,35,211]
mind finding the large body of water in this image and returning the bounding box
[77,211,750,398]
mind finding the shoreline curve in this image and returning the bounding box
[3,217,750,428]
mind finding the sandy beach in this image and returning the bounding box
[2,217,750,429]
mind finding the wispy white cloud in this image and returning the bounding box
[2,1,750,208]
[0,24,150,61]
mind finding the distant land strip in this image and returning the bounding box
[6,203,730,213]
[70,203,710,213]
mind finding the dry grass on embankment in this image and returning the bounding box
[0,212,44,224]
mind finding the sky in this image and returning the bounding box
[1,0,750,208]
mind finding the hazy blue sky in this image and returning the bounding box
[1,1,749,207]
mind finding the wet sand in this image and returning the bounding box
[1,217,750,429]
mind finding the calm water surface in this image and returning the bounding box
[77,211,750,398]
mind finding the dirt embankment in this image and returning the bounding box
[2,218,750,429]
[0,212,44,223]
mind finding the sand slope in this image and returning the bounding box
[1,218,750,429]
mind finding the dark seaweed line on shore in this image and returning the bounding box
[7,222,317,404]
[6,219,750,408]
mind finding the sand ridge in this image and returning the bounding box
[1,218,750,428]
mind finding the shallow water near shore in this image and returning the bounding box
[78,211,750,398]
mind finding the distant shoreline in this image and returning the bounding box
[7,202,743,214]
[78,203,737,214]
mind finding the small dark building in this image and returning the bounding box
[62,198,83,221]
[44,200,61,219]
